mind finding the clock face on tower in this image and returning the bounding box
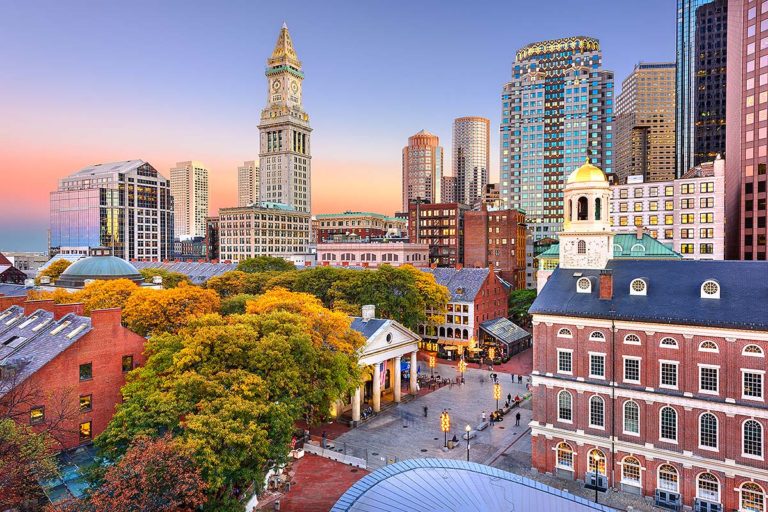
[272,79,281,91]
[290,81,298,93]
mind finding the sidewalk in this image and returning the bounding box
[418,348,533,376]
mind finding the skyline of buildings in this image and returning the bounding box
[237,160,260,207]
[452,116,490,207]
[499,36,614,241]
[401,129,444,212]
[169,160,209,238]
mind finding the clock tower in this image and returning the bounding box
[558,159,613,269]
[258,23,311,213]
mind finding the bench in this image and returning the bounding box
[475,421,489,431]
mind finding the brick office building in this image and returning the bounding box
[0,300,146,450]
[464,207,527,288]
[529,160,768,512]
[313,211,406,243]
[408,202,470,267]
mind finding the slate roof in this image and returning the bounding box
[332,458,615,512]
[421,268,490,302]
[131,261,238,284]
[0,284,29,297]
[0,307,92,394]
[480,318,530,345]
[531,259,768,330]
[38,254,85,272]
[349,318,388,340]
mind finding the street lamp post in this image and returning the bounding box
[457,356,467,383]
[487,346,495,367]
[429,354,436,378]
[440,410,450,448]
[464,424,471,461]
[493,382,501,412]
[592,452,602,504]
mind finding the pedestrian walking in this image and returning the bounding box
[507,393,512,404]
[518,374,522,383]
[490,414,495,427]
[515,412,521,426]
[321,431,327,449]
[482,410,486,422]
[424,405,428,418]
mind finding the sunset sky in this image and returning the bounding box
[0,0,674,251]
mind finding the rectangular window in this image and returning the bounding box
[664,200,674,211]
[624,358,640,383]
[620,203,628,212]
[589,354,605,379]
[121,355,134,373]
[79,421,92,442]
[634,202,643,212]
[664,215,674,225]
[681,213,695,224]
[620,189,628,199]
[700,213,714,223]
[680,244,694,254]
[557,350,573,374]
[660,362,678,389]
[649,215,658,225]
[633,188,643,198]
[634,216,643,227]
[700,182,714,193]
[700,228,714,239]
[744,371,764,400]
[699,366,719,394]
[700,197,714,208]
[649,201,658,211]
[665,186,674,197]
[30,406,45,425]
[79,363,93,381]
[681,198,695,209]
[80,394,93,412]
[700,243,714,254]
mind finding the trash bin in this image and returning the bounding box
[447,440,455,449]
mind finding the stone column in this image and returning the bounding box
[352,386,361,423]
[393,356,402,403]
[372,363,381,412]
[410,350,418,394]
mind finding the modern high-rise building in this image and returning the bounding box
[500,36,614,241]
[677,0,728,176]
[170,161,208,238]
[258,23,311,213]
[440,175,457,203]
[49,160,174,261]
[402,130,443,211]
[237,160,259,207]
[615,63,676,183]
[452,116,490,206]
[726,0,767,261]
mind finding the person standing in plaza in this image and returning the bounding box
[482,410,486,422]
[424,405,428,418]
[515,412,521,426]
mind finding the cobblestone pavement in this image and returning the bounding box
[333,364,533,470]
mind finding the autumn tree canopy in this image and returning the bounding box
[139,268,192,289]
[122,283,221,337]
[35,259,71,284]
[0,419,58,510]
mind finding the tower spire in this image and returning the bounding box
[268,23,301,70]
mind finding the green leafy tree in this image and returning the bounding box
[207,271,278,298]
[508,288,537,327]
[219,293,260,315]
[140,268,192,288]
[236,256,295,273]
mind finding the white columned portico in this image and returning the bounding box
[393,356,402,403]
[372,363,381,412]
[410,351,418,394]
[352,386,361,422]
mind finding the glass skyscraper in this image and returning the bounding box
[49,160,174,261]
[500,36,614,240]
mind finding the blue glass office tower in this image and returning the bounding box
[500,37,614,241]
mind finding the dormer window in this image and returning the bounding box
[577,277,591,293]
[630,243,645,255]
[629,278,647,296]
[613,244,623,255]
[701,280,720,299]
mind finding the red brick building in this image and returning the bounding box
[463,207,527,288]
[0,299,146,450]
[408,202,470,267]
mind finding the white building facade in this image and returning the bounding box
[170,160,209,238]
[237,160,259,207]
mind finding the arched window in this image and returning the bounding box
[744,420,763,457]
[744,345,765,357]
[630,243,646,255]
[629,278,647,295]
[439,327,445,337]
[556,442,574,469]
[741,482,765,512]
[621,457,641,485]
[447,328,454,338]
[658,464,679,492]
[594,197,602,220]
[701,279,720,299]
[660,406,677,442]
[577,240,587,254]
[699,340,719,353]
[589,396,605,428]
[624,401,640,434]
[624,333,641,345]
[697,473,720,503]
[462,329,468,339]
[613,243,623,255]
[577,277,592,293]
[557,328,573,338]
[589,331,605,341]
[660,337,678,348]
[577,196,589,221]
[587,448,606,475]
[558,391,573,422]
[700,413,718,449]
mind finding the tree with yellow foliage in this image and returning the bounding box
[122,284,221,337]
[35,259,71,285]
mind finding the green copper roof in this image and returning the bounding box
[536,233,682,261]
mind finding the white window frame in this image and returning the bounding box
[657,464,679,493]
[739,482,766,512]
[557,328,573,338]
[623,356,641,384]
[623,333,641,345]
[698,364,720,395]
[743,345,765,357]
[743,419,764,461]
[700,279,720,299]
[557,390,573,424]
[588,352,606,380]
[629,278,647,296]
[697,472,720,504]
[588,395,605,430]
[576,277,592,294]
[620,457,642,487]
[623,400,640,436]
[659,360,679,390]
[699,340,719,353]
[698,412,719,452]
[557,349,573,375]
[659,406,678,444]
[743,369,765,401]
[659,337,678,349]
[555,442,575,470]
[588,330,605,342]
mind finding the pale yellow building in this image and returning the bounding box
[170,160,209,238]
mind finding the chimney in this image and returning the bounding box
[635,226,644,240]
[53,303,85,320]
[24,299,55,316]
[361,305,375,322]
[599,270,613,301]
[91,308,123,332]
